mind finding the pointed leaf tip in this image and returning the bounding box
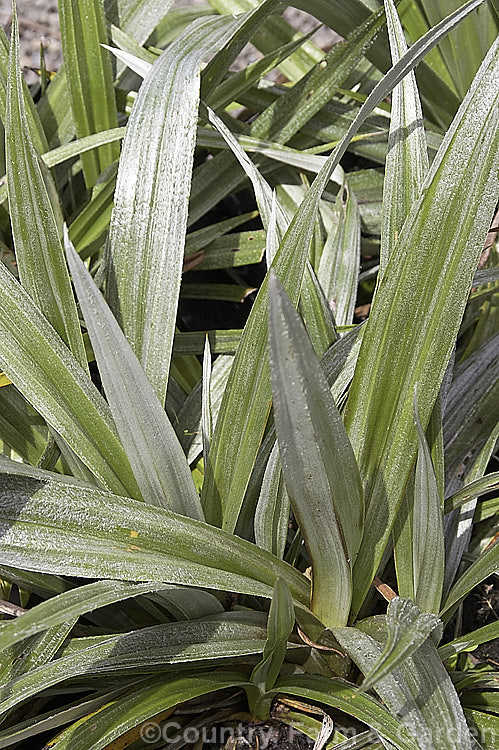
[268,275,363,628]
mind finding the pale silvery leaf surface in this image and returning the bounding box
[268,274,363,627]
[379,0,429,276]
[105,14,246,405]
[345,29,499,617]
[0,262,139,498]
[66,232,204,520]
[202,0,487,536]
[6,7,87,369]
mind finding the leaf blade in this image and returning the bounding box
[105,15,245,405]
[411,393,445,613]
[6,8,87,369]
[201,0,488,534]
[0,262,139,497]
[0,473,310,606]
[346,28,499,617]
[65,233,203,520]
[335,621,473,750]
[268,275,363,627]
[0,581,173,655]
[58,0,119,186]
[351,598,440,690]
[317,179,361,326]
[380,0,429,276]
[274,675,419,750]
[0,620,268,716]
[250,578,295,696]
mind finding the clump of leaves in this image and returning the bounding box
[0,0,497,748]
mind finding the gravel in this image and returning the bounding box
[0,0,61,80]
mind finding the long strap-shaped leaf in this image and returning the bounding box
[250,578,295,704]
[0,473,310,605]
[6,8,87,369]
[105,15,244,406]
[36,673,249,750]
[205,106,290,237]
[201,155,340,528]
[438,620,499,662]
[108,0,176,46]
[292,0,461,129]
[348,597,440,691]
[5,41,87,382]
[66,233,204,520]
[0,581,174,654]
[317,177,361,326]
[410,395,445,614]
[444,472,499,514]
[0,620,268,716]
[186,1,389,231]
[3,619,76,687]
[251,3,388,145]
[268,275,363,628]
[202,0,487,532]
[254,440,289,559]
[345,30,499,618]
[0,25,47,154]
[208,0,323,83]
[201,0,282,102]
[0,262,139,498]
[380,0,429,276]
[58,0,119,187]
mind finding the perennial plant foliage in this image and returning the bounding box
[0,0,497,747]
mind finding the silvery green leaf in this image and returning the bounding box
[268,275,363,627]
[205,106,289,237]
[354,597,440,690]
[411,392,445,613]
[335,615,473,750]
[105,15,245,406]
[202,0,486,536]
[0,263,139,497]
[6,7,87,369]
[66,232,204,520]
[102,44,152,78]
[254,441,289,560]
[318,178,361,326]
[380,0,429,277]
[250,578,295,694]
[0,617,268,716]
[58,0,119,186]
[202,337,212,462]
[345,24,499,618]
[0,473,310,605]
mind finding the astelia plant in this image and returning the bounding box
[0,0,497,747]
